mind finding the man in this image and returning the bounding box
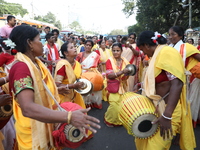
[44,26,50,34]
[52,29,64,49]
[40,33,60,75]
[0,15,16,38]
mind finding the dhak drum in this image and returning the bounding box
[52,102,91,149]
[81,72,104,91]
[119,92,159,139]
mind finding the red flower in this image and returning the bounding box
[153,39,157,43]
[11,49,18,54]
[157,35,161,38]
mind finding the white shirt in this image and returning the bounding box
[43,43,59,61]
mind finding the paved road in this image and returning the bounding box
[64,101,200,150]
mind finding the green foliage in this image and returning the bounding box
[34,12,62,30]
[68,21,82,31]
[0,0,28,17]
[122,0,200,34]
[109,29,127,35]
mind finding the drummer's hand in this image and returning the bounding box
[73,82,84,89]
[152,116,173,140]
[57,86,70,95]
[122,68,131,74]
[0,94,12,106]
[71,107,101,137]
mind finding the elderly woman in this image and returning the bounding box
[134,31,195,150]
[104,42,131,127]
[8,25,100,150]
[168,26,200,129]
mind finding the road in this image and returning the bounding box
[63,101,200,150]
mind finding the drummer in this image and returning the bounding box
[104,42,131,127]
[54,41,86,108]
[135,31,195,150]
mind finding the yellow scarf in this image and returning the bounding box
[109,56,129,94]
[15,52,60,150]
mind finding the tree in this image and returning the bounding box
[68,21,82,32]
[0,0,28,17]
[109,29,127,35]
[34,12,62,30]
[122,0,200,34]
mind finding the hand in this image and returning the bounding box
[71,107,101,137]
[52,61,56,67]
[46,60,53,66]
[0,94,12,106]
[73,82,84,89]
[152,116,173,140]
[58,86,70,95]
[122,68,131,74]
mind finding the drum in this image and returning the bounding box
[119,92,159,139]
[81,72,104,91]
[0,104,13,119]
[52,102,92,149]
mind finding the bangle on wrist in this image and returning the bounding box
[66,84,69,89]
[2,77,6,84]
[67,111,72,124]
[162,113,172,120]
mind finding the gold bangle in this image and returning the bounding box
[67,111,72,124]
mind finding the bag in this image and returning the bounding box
[106,79,120,93]
[190,62,200,79]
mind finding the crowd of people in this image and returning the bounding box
[0,15,200,150]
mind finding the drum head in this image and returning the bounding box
[0,104,13,118]
[64,124,84,142]
[74,79,93,95]
[125,64,137,76]
[132,114,158,139]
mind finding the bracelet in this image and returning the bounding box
[162,113,172,120]
[2,77,7,84]
[67,111,72,124]
[114,72,117,77]
[66,84,69,89]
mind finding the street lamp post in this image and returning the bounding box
[189,0,192,28]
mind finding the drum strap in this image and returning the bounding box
[42,80,65,112]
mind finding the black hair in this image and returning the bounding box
[9,25,39,55]
[121,36,128,44]
[7,15,15,22]
[85,39,94,47]
[169,26,185,40]
[45,33,54,41]
[80,38,85,43]
[112,42,123,51]
[45,26,50,30]
[98,39,103,45]
[117,35,122,38]
[129,32,136,39]
[52,29,59,35]
[187,38,194,44]
[60,41,70,58]
[137,31,167,47]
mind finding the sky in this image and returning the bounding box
[5,0,137,34]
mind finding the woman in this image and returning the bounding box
[135,31,195,150]
[54,41,86,109]
[96,40,113,101]
[104,42,131,127]
[76,39,103,109]
[8,25,100,150]
[121,34,141,91]
[169,26,200,128]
